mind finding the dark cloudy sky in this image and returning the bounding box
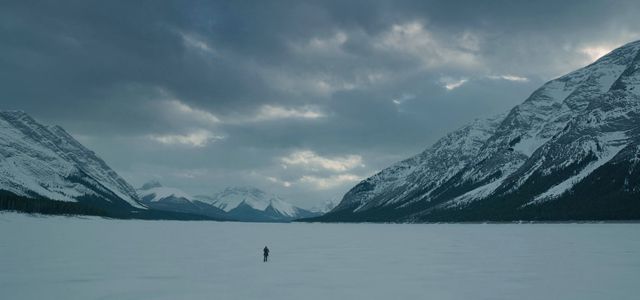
[1,0,639,208]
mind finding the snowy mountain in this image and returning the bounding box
[194,187,319,222]
[0,113,221,220]
[138,180,192,203]
[136,181,227,219]
[196,187,272,212]
[314,40,640,222]
[0,111,146,214]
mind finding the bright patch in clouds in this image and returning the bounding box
[439,77,468,90]
[281,150,364,172]
[377,21,480,69]
[299,174,362,190]
[165,100,220,125]
[580,45,614,62]
[149,130,223,147]
[294,31,348,54]
[254,105,325,121]
[392,93,415,105]
[488,74,529,82]
[271,150,366,190]
[266,176,292,188]
[264,69,359,97]
[178,31,215,55]
[309,31,348,49]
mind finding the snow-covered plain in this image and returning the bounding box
[1,213,639,300]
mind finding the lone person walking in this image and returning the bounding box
[263,246,270,262]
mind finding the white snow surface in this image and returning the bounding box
[1,213,639,300]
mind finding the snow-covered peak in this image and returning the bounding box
[267,197,297,217]
[137,182,193,203]
[196,186,305,216]
[198,186,273,212]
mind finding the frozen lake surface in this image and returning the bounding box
[1,213,639,300]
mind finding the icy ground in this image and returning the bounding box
[1,213,639,300]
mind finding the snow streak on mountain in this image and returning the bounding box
[314,40,640,222]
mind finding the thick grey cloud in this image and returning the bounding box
[1,0,639,207]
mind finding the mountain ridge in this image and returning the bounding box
[0,111,232,220]
[194,186,320,222]
[0,110,143,210]
[309,40,640,222]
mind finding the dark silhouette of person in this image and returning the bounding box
[263,246,270,262]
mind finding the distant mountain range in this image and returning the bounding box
[308,40,640,222]
[0,110,319,222]
[0,111,215,219]
[136,180,228,220]
[195,186,320,221]
[139,183,320,222]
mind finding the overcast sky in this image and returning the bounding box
[1,0,639,208]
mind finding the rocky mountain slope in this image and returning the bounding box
[0,111,145,213]
[0,112,220,220]
[313,40,640,222]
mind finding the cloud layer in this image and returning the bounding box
[1,0,639,207]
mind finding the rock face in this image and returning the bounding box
[0,111,145,212]
[316,40,640,222]
[194,187,320,222]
